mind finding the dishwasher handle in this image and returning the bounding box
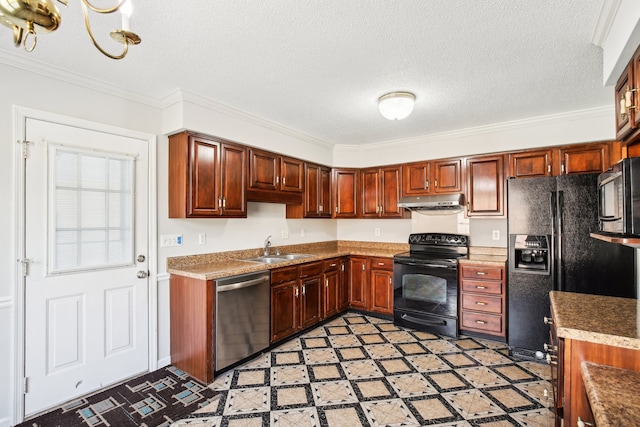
[217,276,269,292]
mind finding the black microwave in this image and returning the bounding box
[598,157,640,235]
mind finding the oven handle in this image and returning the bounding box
[401,314,447,326]
[393,260,456,269]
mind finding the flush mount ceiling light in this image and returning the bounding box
[0,0,141,60]
[378,92,416,120]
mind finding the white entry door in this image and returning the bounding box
[23,117,150,416]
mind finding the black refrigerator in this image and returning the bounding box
[507,173,636,358]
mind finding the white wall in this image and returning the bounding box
[601,0,640,86]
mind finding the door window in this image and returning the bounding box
[49,145,135,274]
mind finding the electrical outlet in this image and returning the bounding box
[281,230,289,239]
[300,229,306,237]
[198,233,206,245]
[161,234,183,247]
[492,230,500,240]
[374,228,381,236]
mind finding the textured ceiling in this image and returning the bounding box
[0,0,611,145]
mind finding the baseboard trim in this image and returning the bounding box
[157,356,171,368]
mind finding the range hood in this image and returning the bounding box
[397,194,465,211]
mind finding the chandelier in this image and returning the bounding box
[0,0,141,60]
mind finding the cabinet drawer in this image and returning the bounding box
[299,261,323,278]
[461,293,503,314]
[461,279,503,295]
[272,266,298,284]
[461,311,503,334]
[461,265,503,281]
[323,258,340,271]
[370,257,393,270]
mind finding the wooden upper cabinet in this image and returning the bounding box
[402,158,461,196]
[362,166,405,218]
[559,143,609,175]
[305,163,332,218]
[332,168,359,218]
[465,154,505,217]
[507,149,553,178]
[246,147,303,203]
[433,159,463,193]
[168,131,246,218]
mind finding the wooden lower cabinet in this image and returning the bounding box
[270,266,299,343]
[459,262,506,338]
[349,257,368,309]
[323,258,341,318]
[369,257,393,315]
[169,275,215,384]
[552,334,640,426]
[299,263,323,329]
[339,257,350,311]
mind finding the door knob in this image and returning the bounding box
[137,254,146,262]
[137,270,149,279]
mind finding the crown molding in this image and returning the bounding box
[0,50,161,108]
[334,106,612,153]
[161,88,335,150]
[591,0,621,47]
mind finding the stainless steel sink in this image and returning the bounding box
[276,253,313,260]
[240,253,313,264]
[241,256,286,264]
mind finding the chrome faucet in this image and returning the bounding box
[263,235,272,256]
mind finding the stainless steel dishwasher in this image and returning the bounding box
[215,270,271,372]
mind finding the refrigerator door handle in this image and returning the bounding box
[550,191,558,291]
[556,191,564,292]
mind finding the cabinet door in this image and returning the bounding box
[361,168,381,218]
[188,136,222,216]
[466,154,505,217]
[281,156,304,193]
[220,143,247,216]
[339,258,350,311]
[559,143,609,175]
[433,159,462,193]
[369,269,393,315]
[300,276,322,328]
[247,148,279,191]
[168,132,221,218]
[402,161,431,196]
[333,168,359,218]
[304,163,321,217]
[380,166,404,218]
[349,257,368,309]
[323,269,340,318]
[507,149,553,178]
[616,62,635,140]
[319,166,332,217]
[271,281,298,343]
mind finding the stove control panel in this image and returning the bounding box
[408,233,468,247]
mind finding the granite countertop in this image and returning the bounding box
[167,241,408,280]
[581,362,640,427]
[460,247,507,266]
[550,291,640,350]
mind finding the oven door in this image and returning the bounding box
[393,259,459,337]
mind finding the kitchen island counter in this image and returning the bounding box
[550,291,640,350]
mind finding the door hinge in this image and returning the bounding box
[18,258,31,276]
[23,377,29,394]
[17,140,35,159]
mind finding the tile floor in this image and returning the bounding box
[174,312,555,426]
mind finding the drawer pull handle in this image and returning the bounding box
[476,271,486,275]
[475,320,487,325]
[330,263,337,267]
[475,285,486,289]
[476,301,488,306]
[378,262,385,266]
[544,316,553,325]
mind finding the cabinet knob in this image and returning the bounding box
[434,179,438,188]
[425,179,429,189]
[282,177,286,186]
[295,288,299,297]
[546,354,557,365]
[547,164,552,174]
[302,286,306,296]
